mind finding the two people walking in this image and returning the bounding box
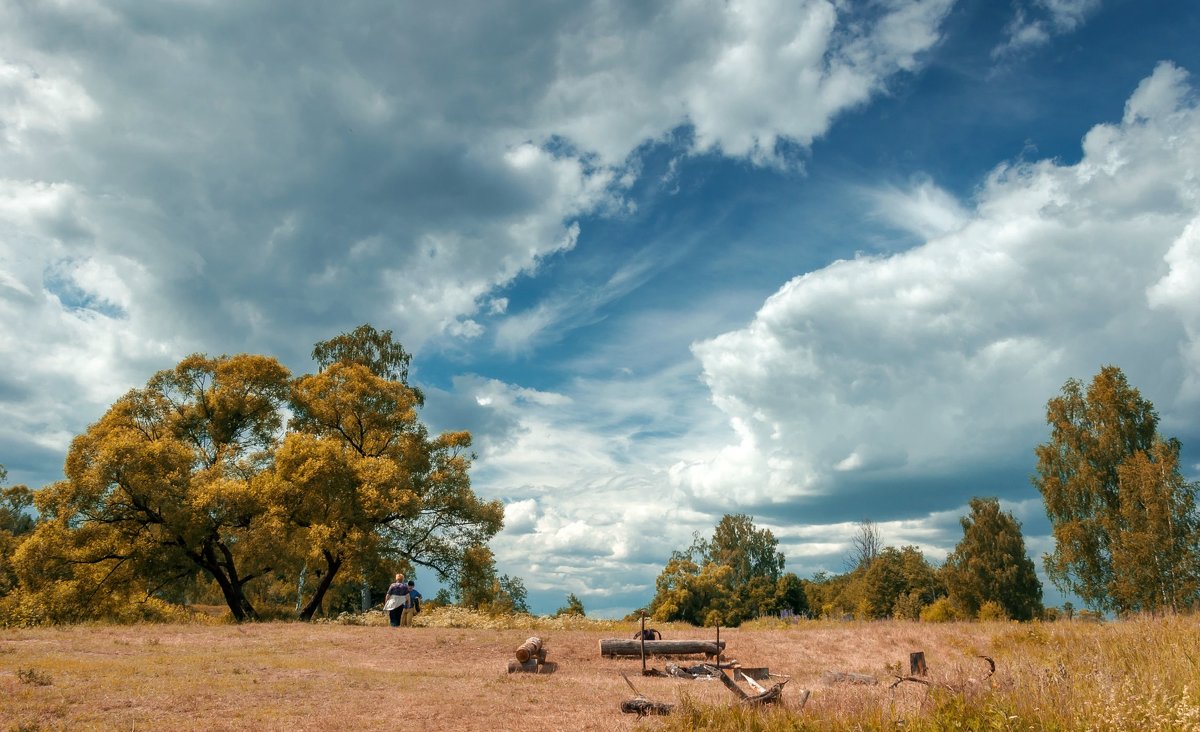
[383,573,423,627]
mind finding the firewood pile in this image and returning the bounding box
[506,636,556,674]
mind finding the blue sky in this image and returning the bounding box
[2,0,1199,616]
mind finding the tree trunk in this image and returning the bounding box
[599,639,725,657]
[197,541,258,622]
[299,551,342,621]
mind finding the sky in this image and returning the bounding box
[2,0,1199,617]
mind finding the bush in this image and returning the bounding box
[920,597,960,623]
[892,590,927,621]
[978,600,1009,621]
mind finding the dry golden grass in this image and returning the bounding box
[3,611,1199,731]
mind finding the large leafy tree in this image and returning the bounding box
[22,354,291,621]
[1035,365,1200,613]
[649,514,792,626]
[0,465,36,599]
[942,497,1042,620]
[12,325,504,624]
[855,545,941,620]
[275,326,503,619]
[708,513,785,586]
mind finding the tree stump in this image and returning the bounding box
[910,651,927,676]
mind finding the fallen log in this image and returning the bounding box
[508,659,557,674]
[515,636,543,663]
[708,665,789,706]
[620,698,674,716]
[600,639,726,658]
[709,666,748,700]
[890,656,996,690]
[619,672,674,716]
[822,671,878,686]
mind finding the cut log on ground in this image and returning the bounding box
[599,639,726,658]
[515,636,543,663]
[620,698,674,716]
[619,672,673,716]
[507,659,556,674]
[822,671,878,686]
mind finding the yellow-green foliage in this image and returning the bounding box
[319,604,633,631]
[919,597,959,623]
[0,586,203,627]
[978,600,1009,621]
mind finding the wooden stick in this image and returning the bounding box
[707,665,749,700]
[742,674,768,694]
[640,613,647,674]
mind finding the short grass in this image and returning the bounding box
[2,610,1198,731]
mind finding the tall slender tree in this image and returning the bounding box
[1110,440,1200,612]
[1035,365,1200,613]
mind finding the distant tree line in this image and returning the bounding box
[646,365,1200,625]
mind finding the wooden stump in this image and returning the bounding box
[507,658,538,674]
[910,651,927,676]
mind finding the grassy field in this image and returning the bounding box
[3,610,1199,731]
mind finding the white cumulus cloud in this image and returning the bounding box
[682,62,1200,508]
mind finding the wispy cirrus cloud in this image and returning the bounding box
[994,0,1101,57]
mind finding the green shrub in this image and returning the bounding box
[920,597,960,623]
[978,600,1009,621]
